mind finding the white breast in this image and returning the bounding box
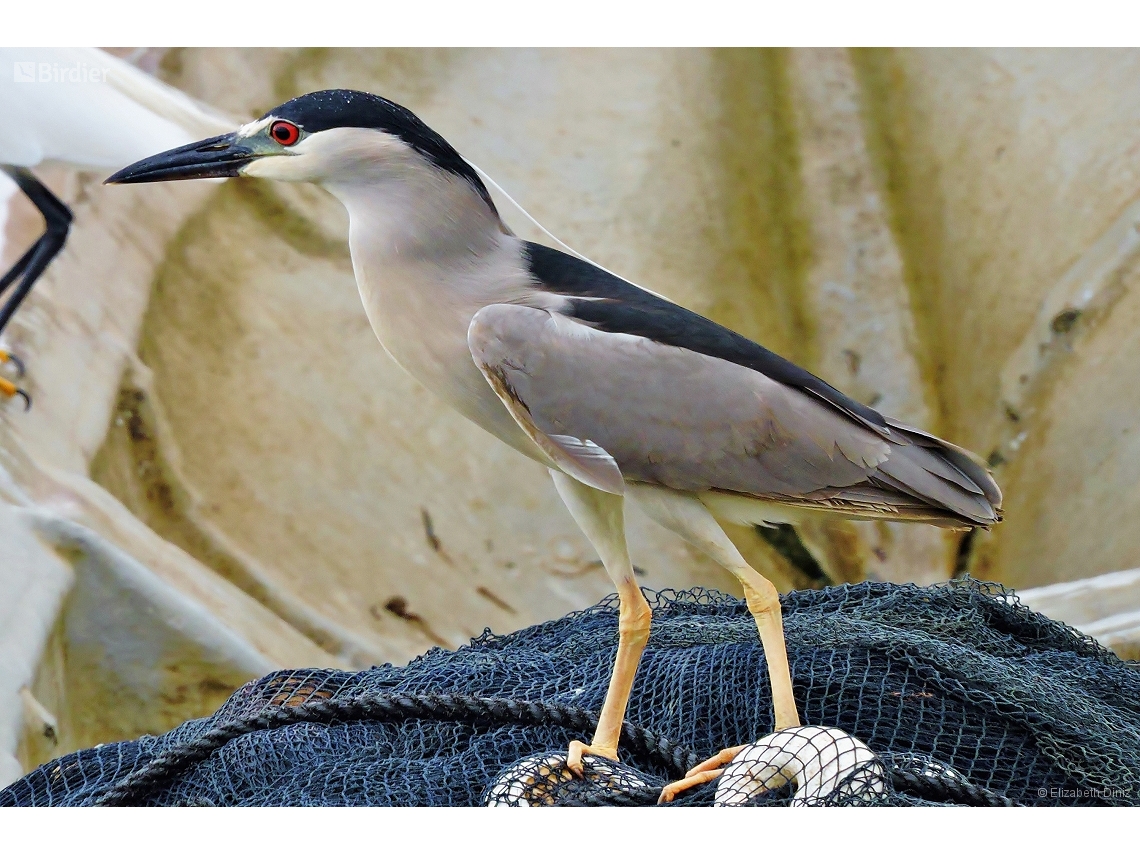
[326,166,553,460]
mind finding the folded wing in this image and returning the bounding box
[469,303,1000,528]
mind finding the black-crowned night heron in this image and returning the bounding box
[107,89,1002,800]
[0,47,230,408]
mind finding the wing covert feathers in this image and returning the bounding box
[469,303,1001,527]
[469,306,625,495]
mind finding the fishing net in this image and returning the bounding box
[3,578,1138,807]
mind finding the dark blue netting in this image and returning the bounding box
[3,578,1138,806]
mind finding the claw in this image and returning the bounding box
[0,351,26,378]
[0,377,31,411]
[566,739,617,777]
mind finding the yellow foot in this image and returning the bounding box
[0,376,30,411]
[662,727,886,806]
[0,350,26,378]
[566,739,619,776]
[658,745,746,803]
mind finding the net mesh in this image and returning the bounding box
[3,578,1138,807]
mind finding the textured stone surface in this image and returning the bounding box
[784,48,953,586]
[850,48,1140,588]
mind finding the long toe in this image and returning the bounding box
[566,738,620,776]
[0,376,31,411]
[658,745,747,803]
[0,351,26,378]
[715,726,886,806]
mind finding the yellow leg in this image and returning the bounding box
[567,576,651,771]
[739,567,800,731]
[551,471,652,775]
[626,486,802,801]
[656,572,799,802]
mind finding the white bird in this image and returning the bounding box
[106,90,1002,798]
[0,47,232,407]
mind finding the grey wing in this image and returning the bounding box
[468,304,1000,526]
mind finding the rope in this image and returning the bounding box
[888,766,1015,807]
[90,692,699,807]
[551,762,1018,807]
[89,690,1013,807]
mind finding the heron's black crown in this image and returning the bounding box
[267,89,495,212]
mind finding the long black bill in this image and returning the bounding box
[105,133,254,185]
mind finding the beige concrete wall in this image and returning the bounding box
[851,48,1140,588]
[3,48,1140,784]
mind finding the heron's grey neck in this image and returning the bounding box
[323,167,539,329]
[326,161,503,253]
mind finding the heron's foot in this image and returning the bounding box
[0,350,26,379]
[566,738,619,776]
[0,376,30,411]
[712,726,886,806]
[658,745,746,803]
[484,751,650,806]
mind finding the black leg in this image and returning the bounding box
[0,166,71,410]
[0,241,38,300]
[0,166,73,336]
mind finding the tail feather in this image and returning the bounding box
[886,419,1003,507]
[705,422,1002,531]
[869,424,1002,528]
[805,485,994,528]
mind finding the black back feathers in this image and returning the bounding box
[525,241,889,431]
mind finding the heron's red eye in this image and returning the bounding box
[270,120,300,146]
